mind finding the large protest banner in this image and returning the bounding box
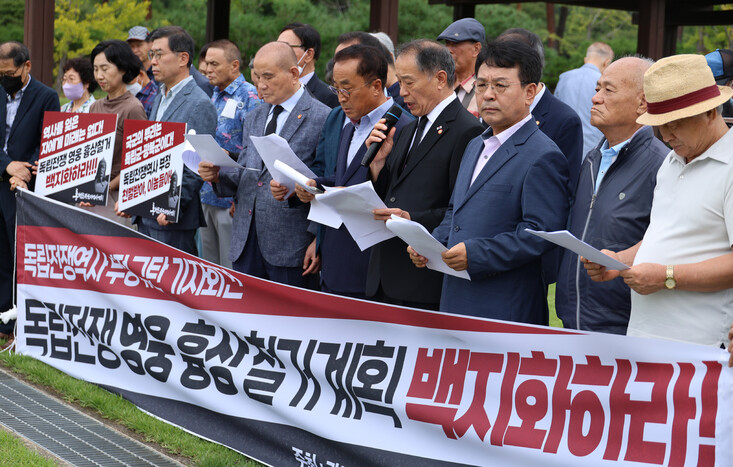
[14,189,733,466]
[118,120,185,222]
[36,112,117,206]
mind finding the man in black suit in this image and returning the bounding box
[0,41,60,338]
[278,23,338,108]
[365,40,484,310]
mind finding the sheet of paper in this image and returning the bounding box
[181,140,201,173]
[525,229,630,270]
[221,98,238,119]
[310,181,395,250]
[274,160,324,195]
[186,134,244,169]
[386,215,471,280]
[250,134,317,198]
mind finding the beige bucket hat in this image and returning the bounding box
[637,54,733,126]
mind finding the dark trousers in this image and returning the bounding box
[233,217,318,289]
[371,284,439,311]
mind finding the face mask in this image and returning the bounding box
[126,81,142,96]
[0,74,23,95]
[63,82,85,101]
[296,53,306,76]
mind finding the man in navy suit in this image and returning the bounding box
[201,42,330,287]
[409,39,570,324]
[292,44,412,298]
[0,41,60,336]
[278,23,338,109]
[365,40,483,310]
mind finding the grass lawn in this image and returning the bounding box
[0,288,562,465]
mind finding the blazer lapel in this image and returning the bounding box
[278,92,310,143]
[342,141,367,184]
[530,88,551,130]
[162,81,191,122]
[8,80,38,141]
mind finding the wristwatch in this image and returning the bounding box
[665,264,676,289]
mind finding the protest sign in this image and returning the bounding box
[35,112,117,205]
[14,189,733,467]
[118,120,185,222]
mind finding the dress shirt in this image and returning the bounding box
[409,93,456,150]
[299,71,314,86]
[455,73,478,117]
[594,137,629,192]
[264,85,304,136]
[155,75,193,121]
[136,79,159,118]
[60,95,96,114]
[4,75,31,152]
[470,113,532,185]
[343,97,394,166]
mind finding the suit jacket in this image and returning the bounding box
[433,119,570,324]
[306,74,339,109]
[367,98,483,304]
[216,90,330,266]
[144,78,217,231]
[0,77,60,235]
[312,104,412,294]
[532,88,583,285]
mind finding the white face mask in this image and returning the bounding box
[126,81,142,96]
[296,52,306,76]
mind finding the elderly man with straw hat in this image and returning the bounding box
[582,54,733,348]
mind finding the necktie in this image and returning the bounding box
[402,116,428,173]
[337,122,356,168]
[265,105,284,135]
[594,147,616,192]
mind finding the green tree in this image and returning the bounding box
[0,0,24,43]
[54,0,151,84]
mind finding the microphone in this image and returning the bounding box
[361,104,402,167]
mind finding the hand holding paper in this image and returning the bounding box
[524,229,629,270]
[250,135,318,198]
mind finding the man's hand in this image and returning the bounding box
[229,201,235,217]
[619,262,666,295]
[728,324,733,368]
[270,180,290,201]
[365,120,396,178]
[295,179,317,203]
[198,161,220,183]
[442,242,468,271]
[8,176,27,191]
[114,201,131,218]
[6,161,32,182]
[373,208,410,221]
[156,213,171,226]
[581,249,622,282]
[407,245,428,268]
[302,238,320,276]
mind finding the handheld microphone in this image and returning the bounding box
[361,104,402,167]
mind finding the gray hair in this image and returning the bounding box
[396,39,456,87]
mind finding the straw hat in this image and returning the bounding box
[637,54,733,126]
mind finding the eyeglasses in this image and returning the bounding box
[0,64,23,79]
[329,80,374,98]
[148,50,178,61]
[475,80,525,95]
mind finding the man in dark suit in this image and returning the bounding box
[0,41,60,337]
[409,39,570,324]
[278,23,338,109]
[365,40,483,310]
[292,44,412,298]
[201,42,330,287]
[135,26,217,255]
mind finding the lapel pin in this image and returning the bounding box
[297,114,302,119]
[535,120,540,125]
[437,126,443,135]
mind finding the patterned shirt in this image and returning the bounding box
[60,95,96,113]
[136,79,158,118]
[201,74,261,208]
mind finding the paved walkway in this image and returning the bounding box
[0,367,184,467]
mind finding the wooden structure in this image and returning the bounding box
[22,0,733,86]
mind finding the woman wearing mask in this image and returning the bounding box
[60,57,97,113]
[88,40,147,224]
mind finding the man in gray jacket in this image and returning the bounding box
[555,57,668,334]
[199,42,329,287]
[140,26,217,255]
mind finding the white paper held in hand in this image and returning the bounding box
[273,160,324,195]
[250,134,318,198]
[524,229,630,270]
[386,215,470,280]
